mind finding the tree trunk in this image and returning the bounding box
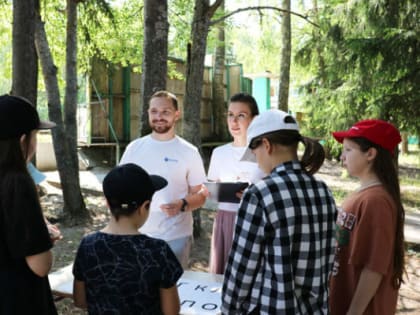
[184,0,222,146]
[212,1,229,141]
[140,0,168,137]
[11,0,38,106]
[35,11,89,224]
[184,0,223,236]
[61,0,88,221]
[65,0,79,172]
[277,0,291,112]
[184,2,208,147]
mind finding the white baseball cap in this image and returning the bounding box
[241,109,300,162]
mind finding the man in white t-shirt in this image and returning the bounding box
[120,90,207,268]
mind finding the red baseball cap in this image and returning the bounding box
[332,119,401,154]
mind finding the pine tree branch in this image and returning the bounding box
[210,6,319,28]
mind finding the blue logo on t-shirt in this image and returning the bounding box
[164,157,178,163]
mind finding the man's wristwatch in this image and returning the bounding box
[180,198,188,212]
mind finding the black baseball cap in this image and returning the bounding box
[103,163,167,210]
[0,94,56,140]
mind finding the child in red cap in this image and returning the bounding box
[329,119,405,315]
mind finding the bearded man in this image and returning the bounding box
[120,91,207,268]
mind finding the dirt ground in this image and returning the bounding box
[44,160,420,314]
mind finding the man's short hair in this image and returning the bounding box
[150,90,178,110]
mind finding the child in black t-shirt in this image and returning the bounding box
[0,94,58,314]
[73,163,183,315]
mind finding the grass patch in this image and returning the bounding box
[399,147,420,213]
[400,176,420,186]
[401,190,420,213]
[330,187,349,204]
[329,186,420,213]
[400,145,420,168]
[407,243,420,257]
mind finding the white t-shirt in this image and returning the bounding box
[120,135,206,241]
[207,143,265,212]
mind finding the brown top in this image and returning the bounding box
[329,185,399,315]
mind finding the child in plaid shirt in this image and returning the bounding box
[222,109,337,315]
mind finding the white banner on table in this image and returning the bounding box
[177,278,222,315]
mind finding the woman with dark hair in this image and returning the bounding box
[207,93,264,274]
[330,119,405,315]
[222,109,337,314]
[0,94,59,314]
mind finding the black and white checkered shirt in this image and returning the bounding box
[222,161,337,315]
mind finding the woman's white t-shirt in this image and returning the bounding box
[207,143,265,212]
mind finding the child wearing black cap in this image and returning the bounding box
[329,119,405,315]
[0,94,58,314]
[73,163,183,315]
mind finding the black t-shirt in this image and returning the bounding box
[73,232,184,315]
[0,173,57,315]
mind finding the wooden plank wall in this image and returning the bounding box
[87,59,242,143]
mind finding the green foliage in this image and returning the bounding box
[41,1,67,87]
[78,0,143,73]
[169,0,194,60]
[295,0,420,139]
[0,2,12,94]
[0,0,196,99]
[226,5,282,73]
[77,0,196,76]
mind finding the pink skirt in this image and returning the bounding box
[209,210,236,274]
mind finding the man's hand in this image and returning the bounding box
[160,200,183,217]
[198,184,210,198]
[160,184,208,216]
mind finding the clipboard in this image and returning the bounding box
[205,182,249,203]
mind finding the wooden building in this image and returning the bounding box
[77,57,252,163]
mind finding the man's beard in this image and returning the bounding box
[150,120,173,134]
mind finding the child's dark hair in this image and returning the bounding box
[0,131,33,175]
[103,163,165,222]
[0,135,39,224]
[108,203,142,221]
[258,116,325,175]
[351,137,405,288]
[0,138,27,172]
[230,93,259,117]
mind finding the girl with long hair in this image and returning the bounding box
[330,119,405,315]
[0,94,59,314]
